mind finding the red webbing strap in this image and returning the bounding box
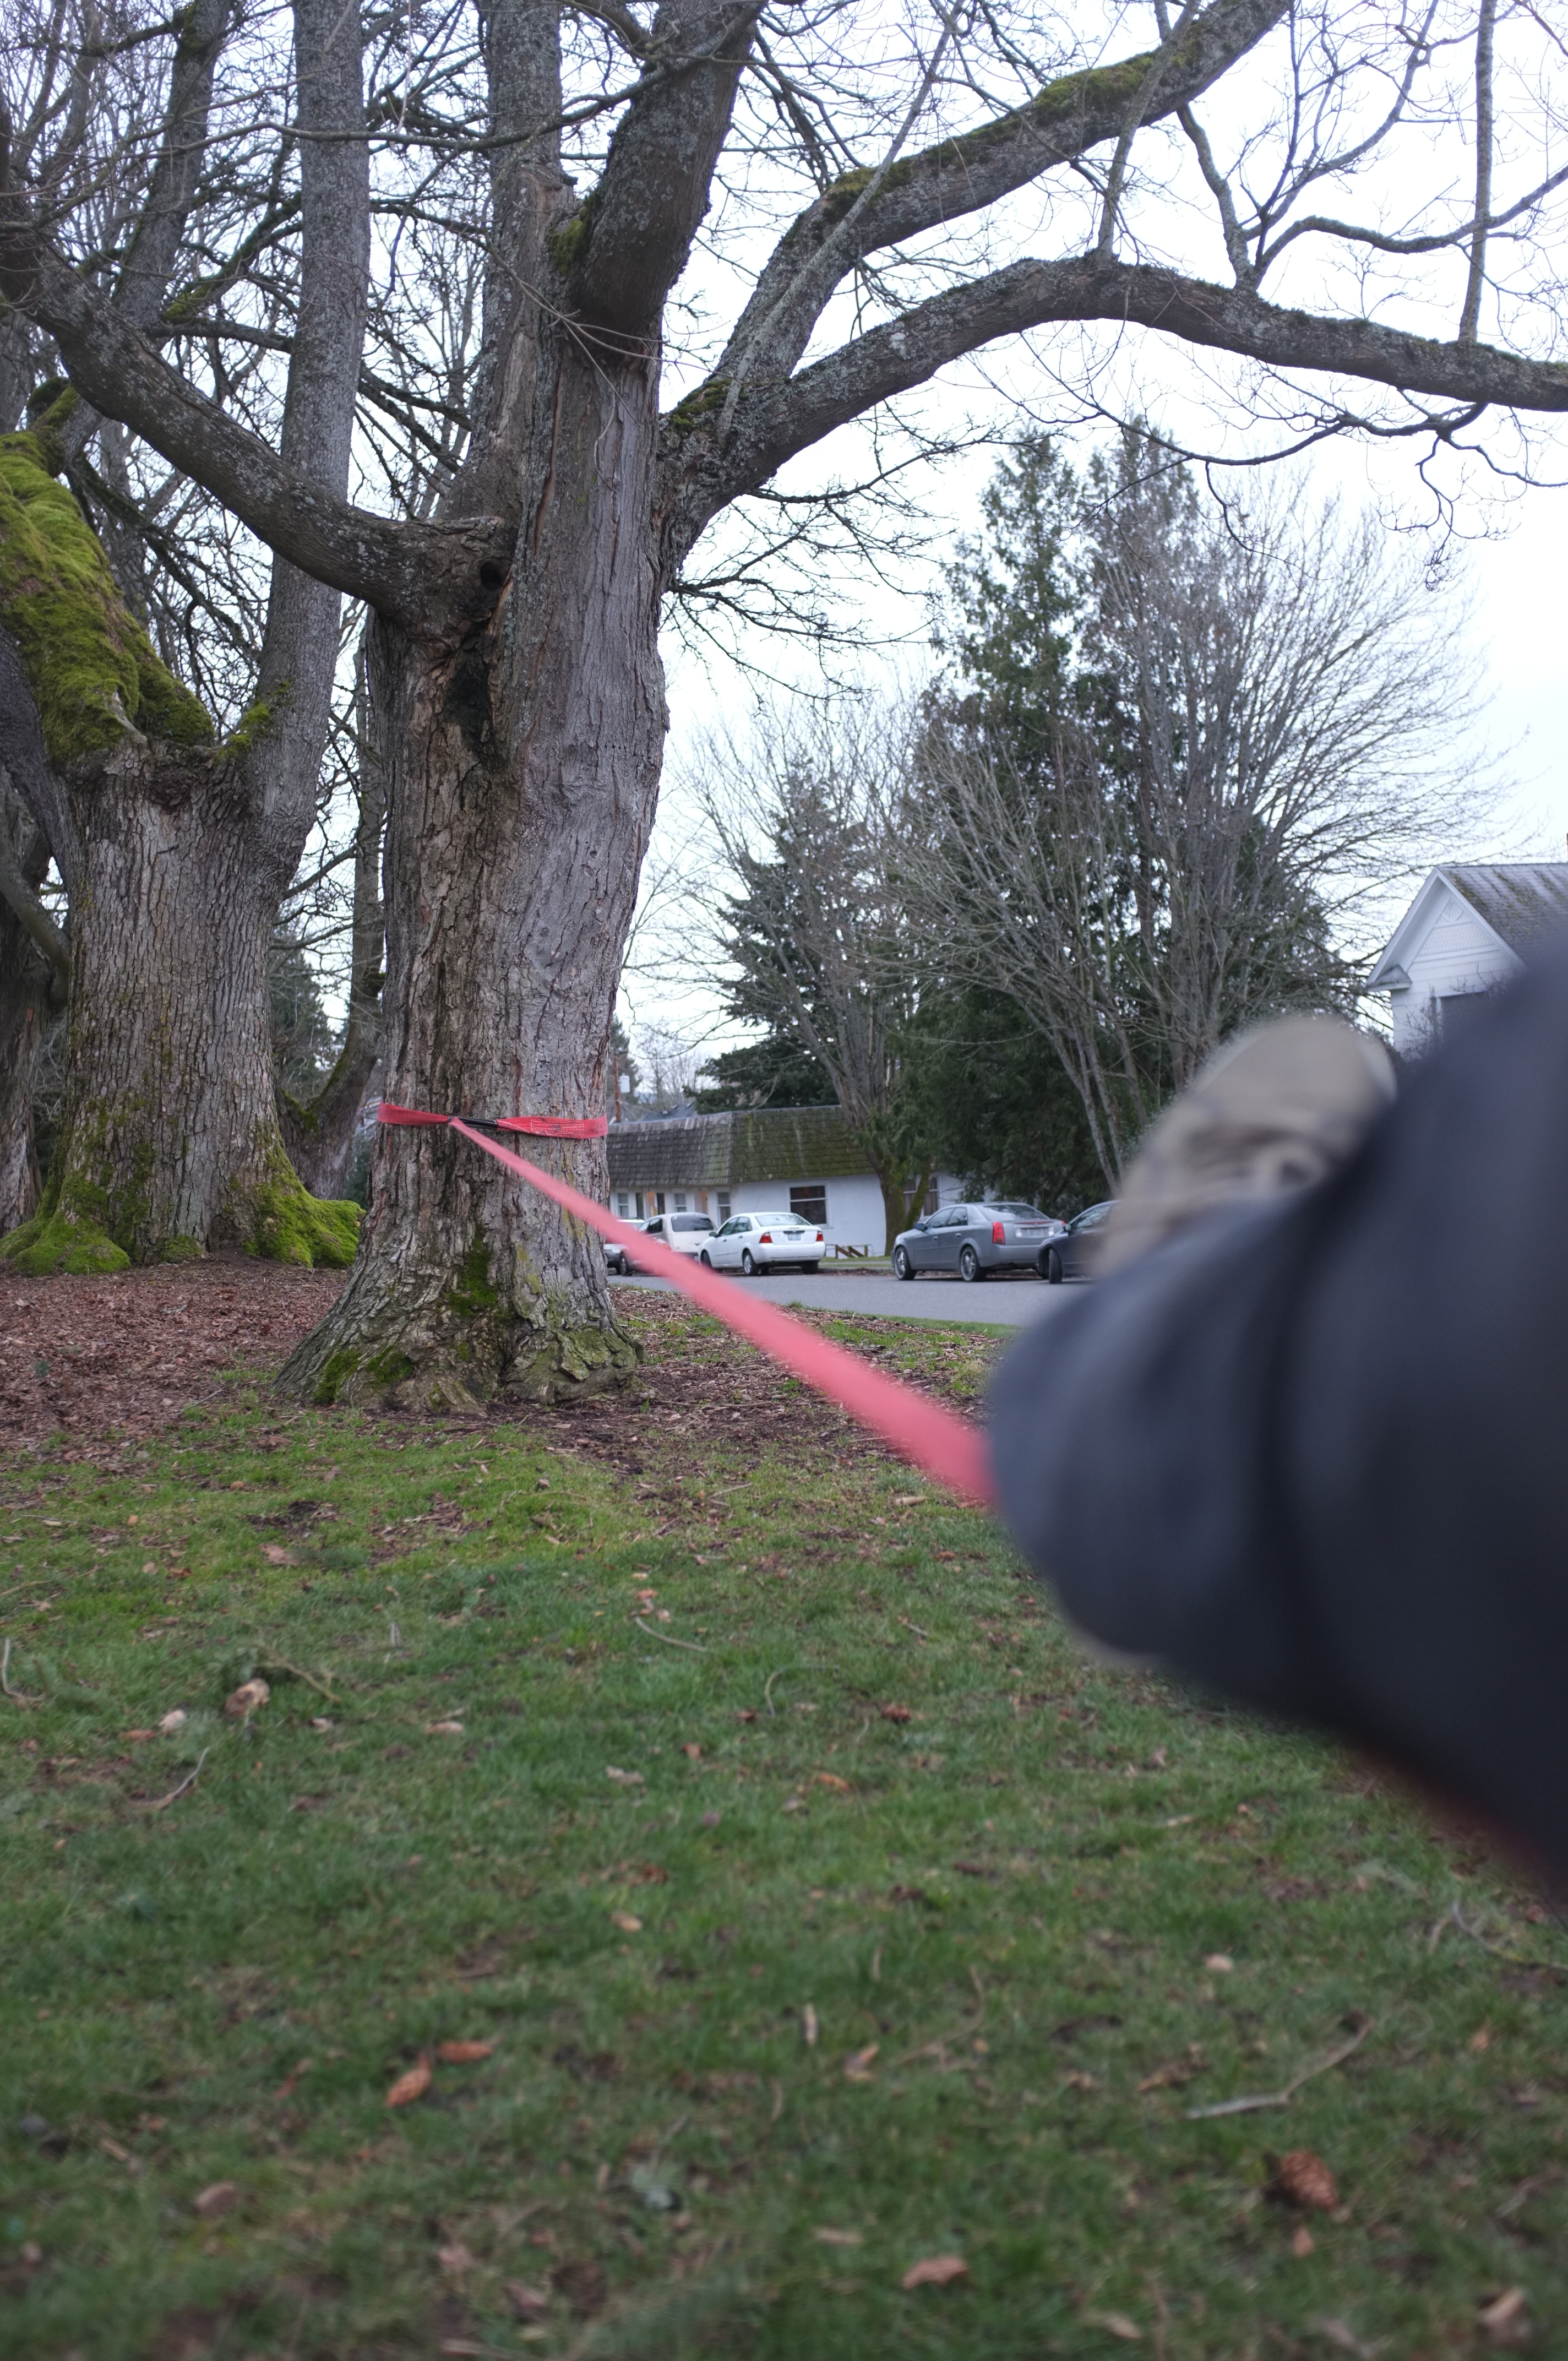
[443,1117,995,1508]
[378,1101,607,1140]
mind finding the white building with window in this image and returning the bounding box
[605,1105,959,1255]
[1368,863,1568,1057]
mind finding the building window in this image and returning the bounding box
[674,1191,688,1213]
[790,1183,827,1227]
[616,1193,631,1219]
[716,1191,732,1224]
[655,1191,666,1214]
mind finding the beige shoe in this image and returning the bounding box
[1098,1018,1396,1276]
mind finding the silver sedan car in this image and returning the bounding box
[891,1200,1065,1283]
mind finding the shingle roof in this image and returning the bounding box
[607,1105,868,1190]
[1442,864,1568,953]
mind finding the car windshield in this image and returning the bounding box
[752,1211,794,1226]
[671,1215,712,1232]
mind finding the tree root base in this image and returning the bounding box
[238,1154,361,1269]
[0,1206,130,1276]
[280,1311,641,1413]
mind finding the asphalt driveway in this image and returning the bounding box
[609,1266,1079,1328]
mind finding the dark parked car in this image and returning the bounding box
[891,1200,1065,1283]
[1042,1200,1118,1281]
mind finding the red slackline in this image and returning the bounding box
[379,1103,995,1508]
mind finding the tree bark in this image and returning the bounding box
[279,329,663,1407]
[0,774,58,1231]
[4,737,358,1272]
[1,0,370,1274]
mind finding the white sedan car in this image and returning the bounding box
[639,1211,716,1261]
[702,1209,824,1274]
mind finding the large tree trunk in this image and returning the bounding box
[279,337,661,1408]
[4,739,358,1272]
[0,776,60,1231]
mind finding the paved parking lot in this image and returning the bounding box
[610,1267,1081,1328]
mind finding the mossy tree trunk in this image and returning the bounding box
[278,331,659,1408]
[7,738,357,1274]
[0,0,368,1276]
[0,775,59,1232]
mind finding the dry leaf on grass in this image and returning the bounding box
[802,2003,819,2047]
[224,1679,270,1718]
[1275,2148,1338,2211]
[1291,2224,1316,2257]
[505,2281,551,2321]
[843,2044,878,2082]
[879,1703,912,1724]
[813,2227,863,2247]
[901,2254,967,2291]
[193,2181,239,2221]
[260,1544,297,1566]
[385,2058,432,2109]
[682,1742,701,1759]
[1088,2313,1143,2343]
[1136,2060,1194,2092]
[436,2039,495,2064]
[611,1911,643,1933]
[1479,2289,1529,2347]
[159,1709,187,1734]
[437,2242,475,2279]
[813,1771,851,1791]
[1316,2319,1381,2360]
[425,1720,465,1736]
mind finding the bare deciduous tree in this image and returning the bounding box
[906,457,1489,1185]
[0,0,1563,1389]
[0,0,369,1271]
[689,704,926,1250]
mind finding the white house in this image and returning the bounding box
[606,1105,960,1255]
[1368,863,1568,1057]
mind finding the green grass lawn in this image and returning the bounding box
[1,1293,1564,2358]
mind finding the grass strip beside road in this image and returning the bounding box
[0,1296,1564,2357]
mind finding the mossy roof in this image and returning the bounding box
[607,1106,867,1190]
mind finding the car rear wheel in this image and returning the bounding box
[892,1245,913,1280]
[1044,1248,1063,1283]
[958,1244,983,1282]
[799,1261,820,1274]
[741,1249,757,1275]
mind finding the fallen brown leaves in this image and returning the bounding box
[385,2058,433,2109]
[901,2254,967,2291]
[1273,2148,1339,2211]
[0,1256,344,1451]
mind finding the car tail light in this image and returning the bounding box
[759,1232,772,1244]
[815,1231,824,1242]
[992,1221,1006,1243]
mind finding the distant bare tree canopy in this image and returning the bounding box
[689,705,930,1249]
[905,433,1489,1185]
[0,0,1562,1390]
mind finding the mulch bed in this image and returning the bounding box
[2,1254,344,1453]
[1,1265,988,1478]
